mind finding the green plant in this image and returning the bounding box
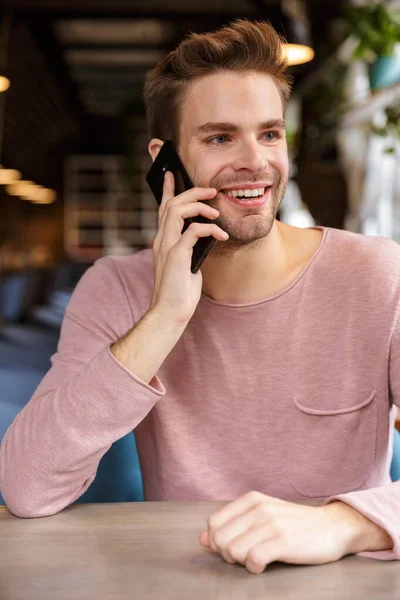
[372,101,400,152]
[345,2,400,61]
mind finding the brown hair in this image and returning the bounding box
[144,18,293,145]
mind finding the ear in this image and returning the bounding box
[148,138,164,162]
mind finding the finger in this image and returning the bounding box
[199,531,236,565]
[159,202,220,254]
[211,504,272,564]
[209,515,280,568]
[245,541,282,575]
[158,185,217,231]
[225,522,278,565]
[175,222,229,254]
[157,186,217,251]
[161,171,175,205]
[207,492,266,551]
[170,185,217,205]
[159,171,175,224]
[199,531,209,547]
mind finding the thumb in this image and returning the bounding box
[199,531,210,547]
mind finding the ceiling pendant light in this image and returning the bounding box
[272,0,315,66]
[0,75,10,92]
[282,43,315,66]
[0,165,20,184]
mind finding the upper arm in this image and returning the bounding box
[32,257,134,400]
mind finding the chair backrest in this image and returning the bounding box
[75,432,144,503]
[390,428,400,482]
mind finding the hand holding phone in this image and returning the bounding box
[146,141,229,325]
[146,140,219,274]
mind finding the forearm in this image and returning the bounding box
[110,307,187,385]
[0,344,164,518]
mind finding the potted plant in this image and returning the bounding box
[345,1,400,90]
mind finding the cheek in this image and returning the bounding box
[275,152,289,179]
[192,154,226,187]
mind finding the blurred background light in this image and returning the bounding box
[0,166,21,184]
[0,75,10,92]
[30,188,57,204]
[283,43,315,66]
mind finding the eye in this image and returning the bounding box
[208,134,230,145]
[263,131,279,142]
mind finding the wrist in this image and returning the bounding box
[110,308,186,385]
[147,305,189,333]
[324,501,393,555]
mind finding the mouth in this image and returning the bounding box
[219,186,272,208]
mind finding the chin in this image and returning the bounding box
[211,221,275,257]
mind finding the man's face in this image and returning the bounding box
[178,70,289,253]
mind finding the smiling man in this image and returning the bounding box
[1,19,399,575]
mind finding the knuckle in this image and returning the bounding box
[188,222,201,233]
[207,516,217,530]
[257,502,271,517]
[213,532,225,549]
[247,548,263,566]
[247,491,264,503]
[165,202,175,214]
[227,542,245,563]
[274,522,286,541]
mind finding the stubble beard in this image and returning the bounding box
[204,171,287,257]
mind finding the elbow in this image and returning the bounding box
[1,489,67,519]
[0,471,94,519]
[0,471,75,518]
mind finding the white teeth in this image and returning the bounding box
[226,187,266,198]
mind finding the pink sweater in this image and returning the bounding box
[1,226,400,560]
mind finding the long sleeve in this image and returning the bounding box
[0,257,165,518]
[324,304,400,561]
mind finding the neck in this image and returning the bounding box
[201,220,295,304]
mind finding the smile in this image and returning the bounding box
[219,186,272,207]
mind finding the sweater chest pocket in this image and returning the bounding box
[288,391,377,498]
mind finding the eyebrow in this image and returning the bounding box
[195,119,286,135]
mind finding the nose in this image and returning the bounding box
[231,137,268,173]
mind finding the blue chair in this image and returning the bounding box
[75,432,144,503]
[390,427,400,481]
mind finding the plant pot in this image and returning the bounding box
[369,54,400,90]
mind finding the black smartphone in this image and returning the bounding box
[146,140,218,274]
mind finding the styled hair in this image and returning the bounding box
[143,18,293,145]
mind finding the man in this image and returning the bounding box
[0,19,399,575]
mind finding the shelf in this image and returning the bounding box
[341,81,400,127]
[64,154,151,261]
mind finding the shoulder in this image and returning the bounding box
[313,228,400,330]
[98,248,154,284]
[97,249,154,318]
[69,249,154,324]
[324,227,400,282]
[74,248,153,291]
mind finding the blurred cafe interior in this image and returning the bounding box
[1,0,400,505]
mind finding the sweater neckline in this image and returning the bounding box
[200,226,328,308]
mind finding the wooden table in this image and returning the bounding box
[1,502,400,600]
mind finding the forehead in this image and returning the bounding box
[180,71,284,136]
